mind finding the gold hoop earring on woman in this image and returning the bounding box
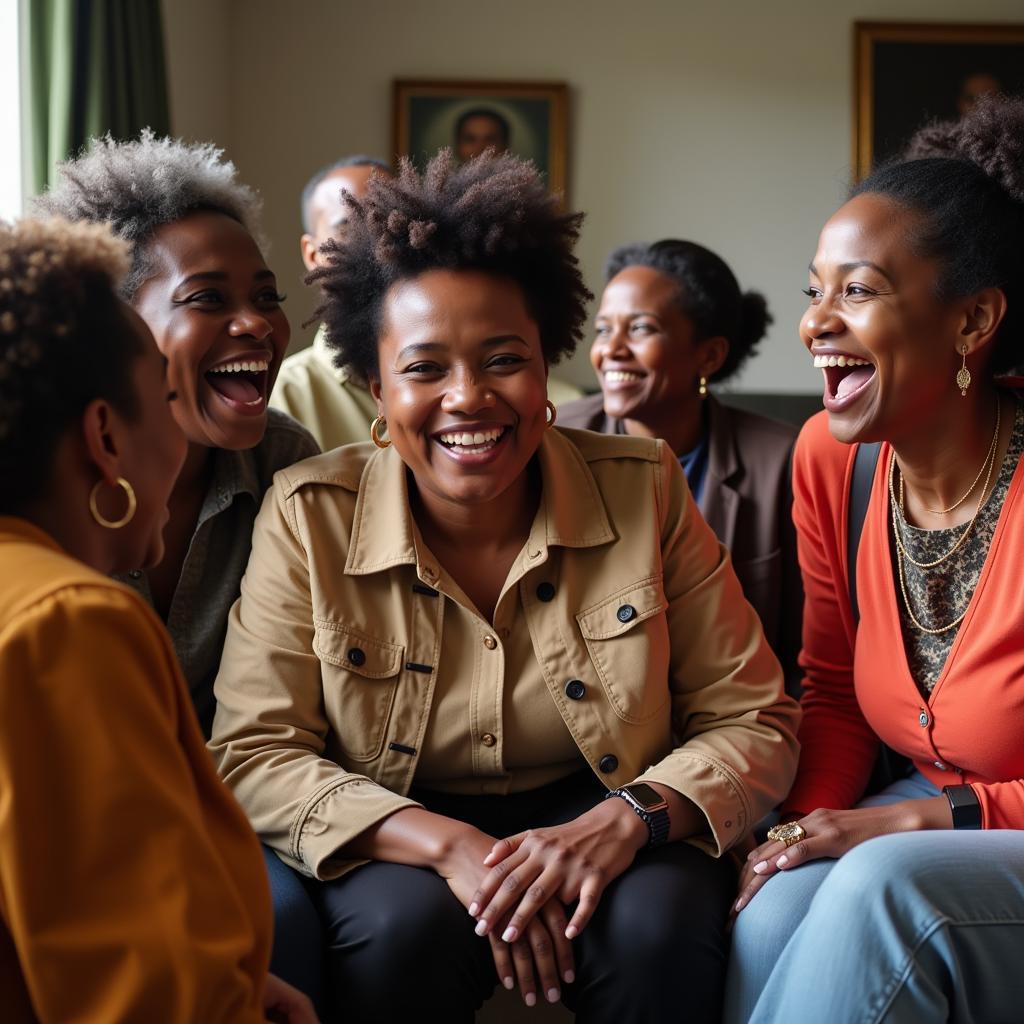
[545,400,557,428]
[957,345,971,397]
[370,415,392,449]
[89,477,137,529]
[698,376,708,399]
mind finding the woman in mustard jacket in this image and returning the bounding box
[0,218,315,1024]
[210,152,800,1023]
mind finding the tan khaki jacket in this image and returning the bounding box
[210,427,800,880]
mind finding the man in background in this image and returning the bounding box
[454,108,510,162]
[270,156,390,451]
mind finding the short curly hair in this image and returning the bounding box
[33,129,265,299]
[605,239,772,383]
[853,94,1024,374]
[308,150,591,380]
[0,218,144,513]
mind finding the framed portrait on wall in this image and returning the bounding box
[853,21,1024,178]
[392,80,569,197]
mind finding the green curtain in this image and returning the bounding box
[21,0,170,195]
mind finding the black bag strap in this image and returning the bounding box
[847,442,881,624]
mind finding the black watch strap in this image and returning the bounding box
[605,788,670,847]
[943,784,982,830]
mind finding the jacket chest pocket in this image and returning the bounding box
[313,620,404,763]
[576,577,670,725]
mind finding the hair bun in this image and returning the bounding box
[738,289,772,350]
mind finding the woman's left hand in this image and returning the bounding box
[733,796,952,914]
[470,798,649,942]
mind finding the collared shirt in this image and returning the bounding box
[271,326,585,452]
[0,518,271,1022]
[118,409,318,736]
[210,427,799,881]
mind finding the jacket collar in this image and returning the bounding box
[345,427,614,577]
[701,396,741,546]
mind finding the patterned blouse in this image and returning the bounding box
[893,400,1024,695]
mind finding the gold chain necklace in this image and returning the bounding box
[890,399,1003,634]
[921,416,1000,515]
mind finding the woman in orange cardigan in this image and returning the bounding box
[726,96,1024,1023]
[0,218,315,1023]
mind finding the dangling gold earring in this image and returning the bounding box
[545,399,557,428]
[698,376,708,399]
[89,477,137,529]
[957,346,971,397]
[370,415,391,449]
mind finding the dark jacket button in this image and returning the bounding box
[536,582,556,602]
[347,648,366,667]
[617,604,636,623]
[599,754,618,774]
[565,679,586,701]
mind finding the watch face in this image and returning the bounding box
[624,783,663,810]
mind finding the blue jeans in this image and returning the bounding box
[725,772,1024,1023]
[262,845,326,1014]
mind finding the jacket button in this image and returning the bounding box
[129,570,143,580]
[481,733,497,747]
[616,604,636,623]
[918,709,930,728]
[599,754,618,774]
[565,679,586,701]
[347,648,366,667]
[934,761,947,771]
[537,582,556,602]
[483,635,497,650]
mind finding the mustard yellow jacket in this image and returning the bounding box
[210,428,800,880]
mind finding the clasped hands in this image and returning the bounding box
[439,798,647,1006]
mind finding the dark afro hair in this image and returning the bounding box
[0,218,144,513]
[307,149,591,380]
[853,93,1024,375]
[605,239,772,383]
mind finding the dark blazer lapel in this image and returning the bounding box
[699,397,741,550]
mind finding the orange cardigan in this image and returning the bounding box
[0,518,271,1022]
[784,411,1024,829]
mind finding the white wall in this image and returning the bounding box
[164,0,1024,393]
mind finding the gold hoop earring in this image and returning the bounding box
[957,346,971,397]
[370,415,392,449]
[698,376,708,398]
[89,477,137,529]
[545,399,557,428]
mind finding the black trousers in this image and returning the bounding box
[311,771,735,1024]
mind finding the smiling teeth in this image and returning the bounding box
[604,370,644,382]
[439,428,504,447]
[210,359,270,374]
[813,355,872,368]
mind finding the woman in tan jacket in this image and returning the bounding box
[210,152,800,1023]
[0,218,315,1022]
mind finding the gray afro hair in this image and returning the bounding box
[33,129,265,298]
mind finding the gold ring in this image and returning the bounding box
[766,821,806,848]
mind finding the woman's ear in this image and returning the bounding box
[79,399,125,485]
[960,287,1008,357]
[368,377,385,416]
[698,336,730,380]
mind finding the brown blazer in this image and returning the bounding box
[558,393,802,691]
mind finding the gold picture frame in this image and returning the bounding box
[853,21,1024,179]
[392,79,569,199]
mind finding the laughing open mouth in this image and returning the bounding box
[436,426,509,455]
[814,352,875,404]
[206,357,270,407]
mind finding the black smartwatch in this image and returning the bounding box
[943,784,982,830]
[605,783,670,847]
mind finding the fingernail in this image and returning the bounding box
[503,976,515,990]
[468,902,479,917]
[525,992,537,1007]
[547,988,560,1003]
[475,919,489,936]
[502,926,518,943]
[565,924,578,940]
[563,969,575,984]
[777,855,789,867]
[734,896,745,912]
[752,860,769,874]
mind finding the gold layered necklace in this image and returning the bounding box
[889,400,1002,635]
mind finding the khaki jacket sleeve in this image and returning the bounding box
[636,443,801,855]
[210,481,420,880]
[0,590,266,1023]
